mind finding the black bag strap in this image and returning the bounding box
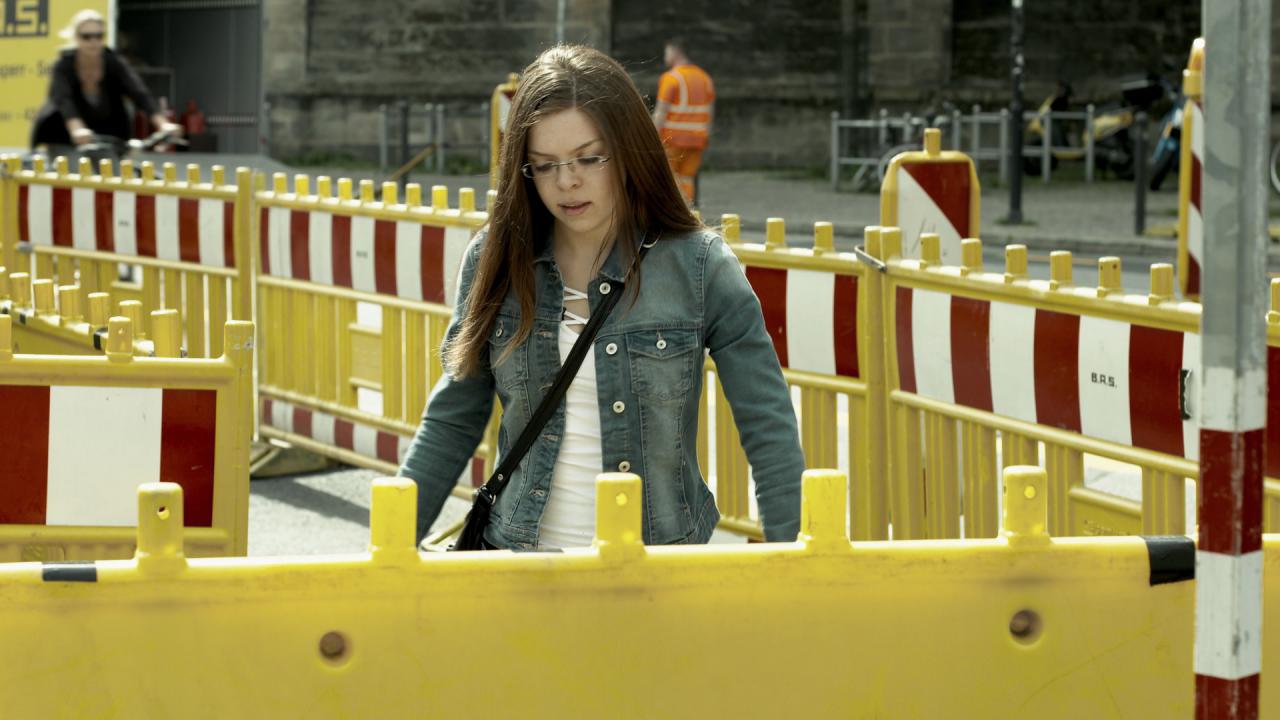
[472,234,655,510]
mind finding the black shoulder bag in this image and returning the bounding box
[451,235,655,551]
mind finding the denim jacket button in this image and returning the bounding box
[656,338,667,350]
[605,342,618,355]
[599,282,612,295]
[612,400,625,414]
[618,460,631,472]
[495,326,503,337]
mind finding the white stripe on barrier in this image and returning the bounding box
[988,301,1038,423]
[911,289,954,404]
[72,187,96,250]
[155,195,181,261]
[1194,550,1263,679]
[1188,204,1203,272]
[198,198,225,267]
[309,212,334,285]
[785,269,835,375]
[351,216,377,294]
[444,227,471,306]
[268,207,292,278]
[1191,102,1205,160]
[1077,316,1132,446]
[395,221,423,302]
[271,396,292,434]
[896,169,962,264]
[28,185,52,246]
[354,424,379,459]
[1182,333,1201,462]
[45,386,162,526]
[312,411,336,447]
[113,191,137,256]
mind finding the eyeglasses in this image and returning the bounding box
[78,32,104,40]
[521,155,609,180]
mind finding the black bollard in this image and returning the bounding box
[1133,112,1147,235]
[1008,0,1025,223]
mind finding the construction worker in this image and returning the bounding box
[653,38,714,205]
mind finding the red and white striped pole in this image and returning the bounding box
[1195,2,1269,717]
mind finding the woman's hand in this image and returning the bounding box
[68,122,92,146]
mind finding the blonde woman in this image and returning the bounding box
[30,9,180,149]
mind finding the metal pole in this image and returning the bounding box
[556,0,566,43]
[878,108,888,147]
[1008,0,1024,222]
[482,100,491,174]
[398,99,409,192]
[1084,104,1095,183]
[1195,1,1269,717]
[378,104,388,178]
[1041,113,1051,183]
[830,111,841,191]
[840,0,858,160]
[434,103,447,173]
[1133,112,1147,235]
[900,112,911,144]
[970,104,980,160]
[999,108,1010,186]
[261,100,272,157]
[951,109,961,150]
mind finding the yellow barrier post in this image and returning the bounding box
[490,72,519,191]
[369,478,418,565]
[878,128,982,263]
[1177,38,1205,300]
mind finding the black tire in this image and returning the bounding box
[1149,148,1177,191]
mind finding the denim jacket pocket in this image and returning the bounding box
[488,314,528,391]
[628,328,699,401]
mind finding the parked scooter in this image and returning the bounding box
[1147,81,1185,191]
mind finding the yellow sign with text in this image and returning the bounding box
[0,0,114,148]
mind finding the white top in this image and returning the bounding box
[537,288,603,550]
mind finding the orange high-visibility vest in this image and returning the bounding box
[658,63,714,150]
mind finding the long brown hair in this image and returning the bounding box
[447,44,701,377]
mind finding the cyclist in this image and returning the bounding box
[29,9,182,152]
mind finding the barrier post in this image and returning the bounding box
[1,157,18,275]
[1178,38,1206,300]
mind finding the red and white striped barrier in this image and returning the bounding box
[18,184,236,267]
[890,161,976,264]
[261,397,484,487]
[1185,100,1205,296]
[893,287,1202,459]
[743,267,859,378]
[0,384,217,527]
[259,208,473,306]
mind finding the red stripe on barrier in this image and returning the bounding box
[51,187,72,247]
[1191,153,1202,212]
[376,432,400,464]
[374,220,397,295]
[1195,673,1259,720]
[292,407,312,438]
[178,198,201,262]
[332,216,353,288]
[261,397,274,428]
[895,286,916,394]
[335,419,355,451]
[289,210,311,281]
[950,296,992,412]
[136,195,157,257]
[0,385,51,523]
[18,185,29,243]
[1128,325,1185,457]
[903,161,972,237]
[93,190,114,252]
[258,207,271,274]
[833,274,859,378]
[420,225,446,303]
[1268,347,1280,478]
[1199,427,1264,556]
[223,202,235,268]
[1188,257,1201,297]
[744,266,788,367]
[159,389,217,528]
[472,457,485,487]
[1033,310,1081,433]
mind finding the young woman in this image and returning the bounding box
[29,9,181,150]
[399,45,804,550]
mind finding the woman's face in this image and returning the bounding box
[525,107,617,248]
[75,20,105,56]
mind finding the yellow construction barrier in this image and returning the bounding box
[0,314,254,561]
[489,73,519,191]
[877,229,1280,538]
[1,268,162,356]
[0,155,254,358]
[254,173,497,495]
[1177,37,1205,300]
[878,127,981,263]
[715,215,887,539]
[0,467,1275,717]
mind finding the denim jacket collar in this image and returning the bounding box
[531,226,650,283]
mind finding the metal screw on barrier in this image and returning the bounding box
[1009,609,1043,645]
[319,631,349,663]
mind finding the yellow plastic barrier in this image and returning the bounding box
[878,229,1280,538]
[1,269,157,356]
[0,314,254,561]
[489,72,519,191]
[1177,37,1205,300]
[254,173,497,495]
[878,127,981,263]
[0,467,1275,717]
[0,155,254,358]
[715,215,888,540]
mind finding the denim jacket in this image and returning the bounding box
[399,226,804,548]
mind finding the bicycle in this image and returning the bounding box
[23,128,186,171]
